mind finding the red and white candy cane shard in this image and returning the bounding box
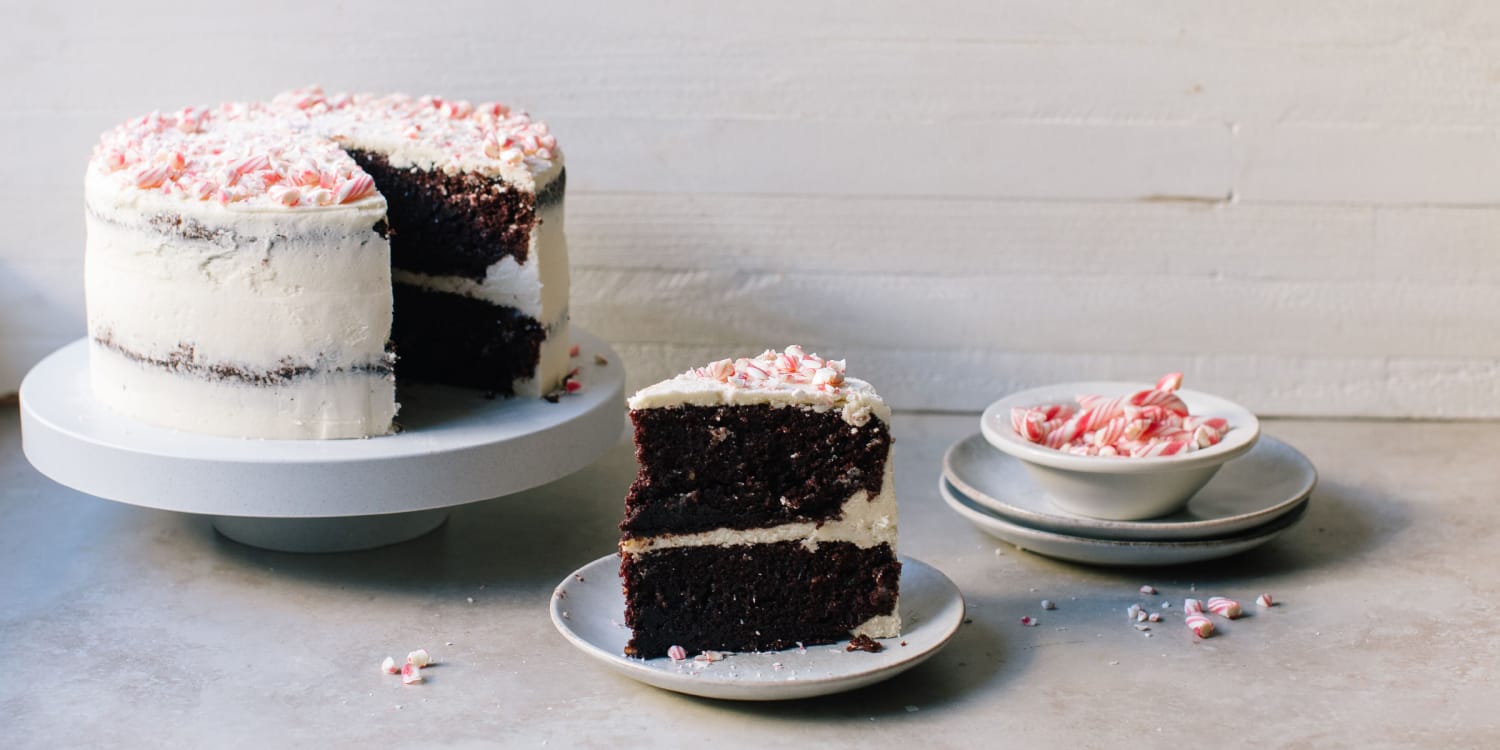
[1155,372,1184,392]
[400,662,424,684]
[406,649,431,667]
[1185,613,1215,638]
[1207,597,1243,619]
[1139,584,1158,595]
[667,645,687,661]
[1184,598,1204,614]
[1256,593,1275,608]
[381,656,399,675]
[1020,616,1038,626]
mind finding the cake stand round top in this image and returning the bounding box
[19,329,625,518]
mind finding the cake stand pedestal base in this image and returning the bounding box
[211,509,451,553]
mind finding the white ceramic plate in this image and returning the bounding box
[940,479,1309,567]
[945,432,1317,541]
[550,553,965,701]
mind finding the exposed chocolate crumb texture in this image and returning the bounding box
[83,87,569,438]
[619,347,901,658]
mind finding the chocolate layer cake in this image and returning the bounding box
[619,347,900,658]
[83,88,569,439]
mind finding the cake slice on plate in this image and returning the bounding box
[619,347,900,658]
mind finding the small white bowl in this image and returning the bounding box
[979,381,1260,521]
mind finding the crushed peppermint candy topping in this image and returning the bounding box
[1207,596,1244,619]
[686,345,849,394]
[1185,613,1215,639]
[1009,373,1232,457]
[1256,593,1275,608]
[90,87,557,208]
[667,645,687,661]
[400,662,424,685]
[380,656,399,675]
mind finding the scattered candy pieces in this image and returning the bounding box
[594,354,609,366]
[1207,597,1243,619]
[407,649,431,668]
[695,650,725,663]
[1256,593,1275,608]
[1186,613,1215,639]
[1139,585,1158,595]
[1184,598,1204,614]
[1041,599,1057,610]
[1009,373,1231,457]
[1147,613,1162,623]
[667,645,687,661]
[568,344,580,357]
[1127,604,1144,620]
[401,662,424,685]
[380,656,399,675]
[1020,616,1039,627]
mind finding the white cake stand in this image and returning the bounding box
[19,330,626,553]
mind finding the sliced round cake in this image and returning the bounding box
[84,88,569,439]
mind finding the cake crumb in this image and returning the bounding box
[847,634,884,653]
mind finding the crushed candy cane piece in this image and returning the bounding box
[381,656,399,674]
[1041,599,1057,610]
[695,650,724,663]
[594,354,609,366]
[1139,585,1158,595]
[1127,604,1143,619]
[1256,593,1275,608]
[569,344,580,357]
[1184,598,1204,614]
[1148,613,1162,623]
[1207,597,1243,619]
[667,645,687,661]
[1020,616,1039,626]
[1186,613,1215,638]
[406,649,431,668]
[1010,373,1230,457]
[401,663,424,684]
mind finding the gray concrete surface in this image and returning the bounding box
[3,405,1497,748]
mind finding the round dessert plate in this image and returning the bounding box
[19,330,626,552]
[550,553,965,701]
[940,479,1309,567]
[945,432,1316,541]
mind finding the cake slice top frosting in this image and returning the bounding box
[87,87,560,211]
[627,346,892,427]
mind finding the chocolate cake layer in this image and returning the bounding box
[621,541,901,658]
[347,149,537,281]
[391,283,545,394]
[622,405,890,538]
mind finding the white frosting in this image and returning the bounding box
[85,168,396,439]
[629,375,891,427]
[89,343,396,439]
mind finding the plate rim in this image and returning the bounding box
[944,432,1317,541]
[940,476,1311,551]
[549,552,965,700]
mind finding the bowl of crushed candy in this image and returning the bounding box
[979,376,1260,521]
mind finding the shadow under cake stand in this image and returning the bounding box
[19,330,625,553]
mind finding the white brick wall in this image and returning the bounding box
[3,1,1498,416]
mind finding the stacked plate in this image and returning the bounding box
[940,432,1317,566]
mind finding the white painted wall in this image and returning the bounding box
[3,1,1498,416]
